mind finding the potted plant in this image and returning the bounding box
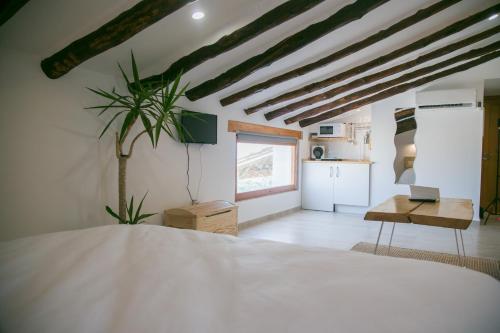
[87,52,189,223]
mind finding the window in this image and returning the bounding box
[236,133,298,201]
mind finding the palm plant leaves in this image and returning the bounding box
[106,192,156,224]
[99,111,125,139]
[105,205,124,223]
[88,51,192,225]
[139,111,155,146]
[134,192,156,223]
[130,51,142,91]
[119,109,138,143]
[149,73,191,146]
[87,51,191,148]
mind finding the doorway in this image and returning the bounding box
[481,95,500,218]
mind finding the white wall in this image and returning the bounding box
[125,92,308,226]
[415,107,483,220]
[0,47,308,241]
[370,86,485,221]
[0,48,117,240]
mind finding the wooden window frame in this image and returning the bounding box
[228,120,302,139]
[229,121,302,202]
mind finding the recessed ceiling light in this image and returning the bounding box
[488,13,498,20]
[192,11,205,20]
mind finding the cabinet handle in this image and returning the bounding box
[336,166,340,178]
[330,166,333,178]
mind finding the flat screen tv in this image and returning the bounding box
[180,110,217,144]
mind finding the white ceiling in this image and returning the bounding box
[0,0,289,74]
[1,0,499,124]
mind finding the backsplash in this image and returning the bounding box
[313,123,371,160]
[309,107,372,160]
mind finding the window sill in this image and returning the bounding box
[235,185,298,202]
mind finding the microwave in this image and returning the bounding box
[318,123,346,138]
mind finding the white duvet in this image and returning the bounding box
[1,225,499,333]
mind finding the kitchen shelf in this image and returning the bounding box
[309,135,348,142]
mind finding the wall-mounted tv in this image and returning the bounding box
[180,110,217,144]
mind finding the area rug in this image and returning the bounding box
[351,242,500,280]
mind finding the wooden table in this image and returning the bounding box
[364,195,473,264]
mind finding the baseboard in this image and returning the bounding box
[334,205,369,215]
[238,206,301,230]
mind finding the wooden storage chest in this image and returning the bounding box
[163,200,238,236]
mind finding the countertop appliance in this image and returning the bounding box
[318,123,346,138]
[311,145,325,160]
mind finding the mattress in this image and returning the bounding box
[1,225,499,333]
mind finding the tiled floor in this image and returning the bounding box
[239,210,500,260]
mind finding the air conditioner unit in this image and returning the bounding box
[416,89,477,109]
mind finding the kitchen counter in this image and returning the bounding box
[303,159,373,164]
[302,159,371,209]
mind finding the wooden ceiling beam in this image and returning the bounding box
[270,25,500,122]
[246,3,500,115]
[298,50,500,127]
[41,0,196,79]
[0,0,30,26]
[287,41,500,125]
[184,0,389,101]
[222,0,462,107]
[139,0,326,86]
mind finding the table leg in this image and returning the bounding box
[374,221,384,255]
[454,229,462,267]
[459,230,466,259]
[388,222,396,255]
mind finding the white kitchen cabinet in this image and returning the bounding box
[333,163,370,206]
[302,161,370,211]
[301,162,335,211]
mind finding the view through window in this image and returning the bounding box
[236,135,297,200]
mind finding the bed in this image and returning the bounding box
[1,225,499,333]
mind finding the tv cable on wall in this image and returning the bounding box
[185,143,205,205]
[180,110,217,205]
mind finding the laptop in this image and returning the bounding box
[409,185,440,202]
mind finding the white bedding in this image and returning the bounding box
[1,225,499,333]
